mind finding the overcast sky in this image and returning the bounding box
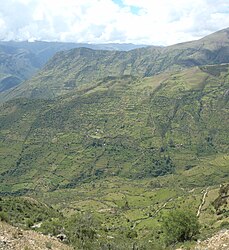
[0,0,228,45]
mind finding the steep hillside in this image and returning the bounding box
[2,28,229,100]
[0,64,228,194]
[0,221,73,250]
[194,230,229,250]
[0,41,147,93]
[0,45,41,92]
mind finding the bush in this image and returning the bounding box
[0,211,9,222]
[162,208,200,244]
[26,218,34,228]
[45,241,52,249]
[220,221,229,229]
[39,218,63,236]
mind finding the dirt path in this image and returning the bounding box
[197,187,209,217]
[132,198,173,229]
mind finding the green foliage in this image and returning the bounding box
[26,218,34,228]
[0,211,9,222]
[1,28,229,101]
[45,241,52,249]
[39,218,63,236]
[126,229,138,239]
[220,221,229,229]
[58,213,102,250]
[0,196,60,228]
[162,208,200,244]
[212,184,229,215]
[0,64,228,193]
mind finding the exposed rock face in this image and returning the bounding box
[0,221,73,250]
[195,230,229,250]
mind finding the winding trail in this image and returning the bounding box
[197,187,209,217]
[132,198,174,229]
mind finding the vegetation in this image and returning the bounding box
[1,27,229,100]
[0,28,228,249]
[0,196,60,228]
[0,180,228,249]
[0,41,146,93]
[0,64,228,194]
[162,208,200,244]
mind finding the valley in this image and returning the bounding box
[0,28,228,249]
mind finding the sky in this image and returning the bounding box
[0,0,228,45]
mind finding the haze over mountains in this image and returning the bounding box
[0,27,228,249]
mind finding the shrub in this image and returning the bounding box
[45,241,52,249]
[26,218,34,228]
[0,211,9,222]
[162,208,200,244]
[220,221,229,229]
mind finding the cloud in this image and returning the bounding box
[0,0,228,45]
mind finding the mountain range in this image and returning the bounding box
[0,27,228,249]
[1,27,229,101]
[0,41,147,93]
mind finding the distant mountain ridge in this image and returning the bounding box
[1,27,228,101]
[0,41,148,93]
[0,45,41,92]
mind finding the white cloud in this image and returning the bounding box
[0,0,228,45]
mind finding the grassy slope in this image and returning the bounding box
[0,45,41,87]
[38,176,229,245]
[0,41,147,94]
[0,64,228,249]
[1,28,229,101]
[0,64,228,194]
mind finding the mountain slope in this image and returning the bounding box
[0,64,228,193]
[0,41,147,93]
[0,45,42,92]
[0,221,72,250]
[194,230,229,250]
[2,27,229,101]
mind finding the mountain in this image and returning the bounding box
[0,63,228,249]
[0,45,42,92]
[0,28,229,249]
[0,41,148,65]
[0,63,228,193]
[1,27,228,101]
[0,41,147,93]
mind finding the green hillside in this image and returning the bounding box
[0,63,228,249]
[0,41,147,94]
[2,28,229,101]
[0,64,228,194]
[0,45,41,92]
[0,28,229,249]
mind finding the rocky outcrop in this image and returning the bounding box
[194,230,229,250]
[0,221,73,250]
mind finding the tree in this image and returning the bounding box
[162,208,200,244]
